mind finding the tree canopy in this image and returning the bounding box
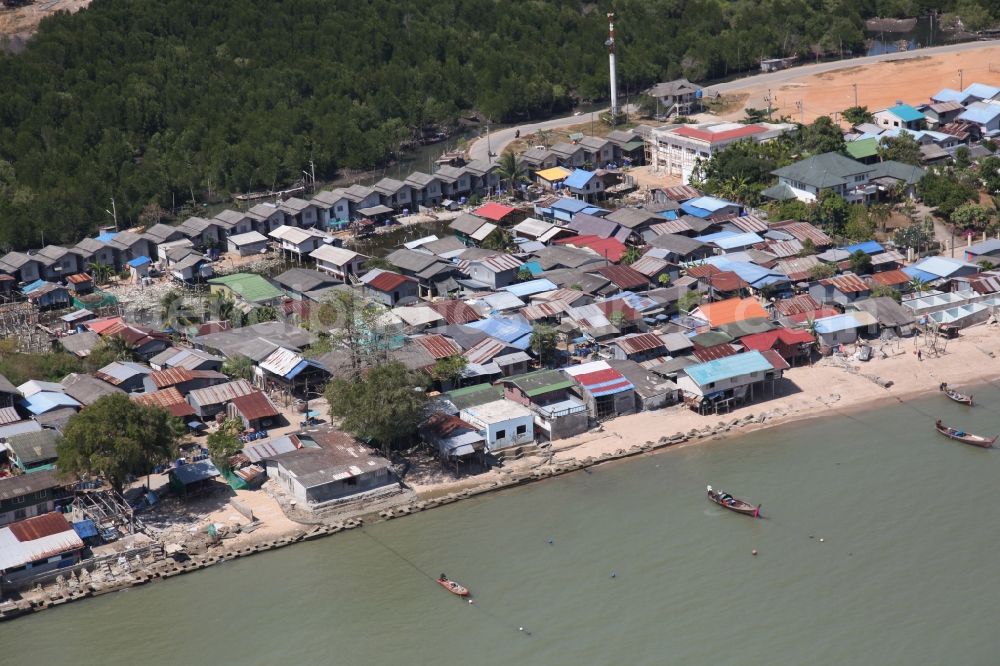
[325,362,427,454]
[57,394,181,492]
[0,0,930,247]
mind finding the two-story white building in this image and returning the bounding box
[873,103,925,131]
[459,399,535,452]
[763,152,875,204]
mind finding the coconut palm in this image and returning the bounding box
[908,276,927,294]
[90,261,114,285]
[496,150,529,195]
[621,246,642,265]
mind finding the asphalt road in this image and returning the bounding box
[467,39,1000,161]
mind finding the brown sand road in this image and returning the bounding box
[710,43,1000,123]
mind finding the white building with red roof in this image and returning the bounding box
[649,122,796,184]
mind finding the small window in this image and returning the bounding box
[12,496,25,505]
[496,429,506,440]
[707,382,715,389]
[516,424,527,435]
[14,509,26,520]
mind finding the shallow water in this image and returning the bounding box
[4,386,1000,665]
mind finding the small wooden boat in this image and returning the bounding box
[436,574,469,597]
[940,383,973,406]
[707,485,761,518]
[935,420,997,448]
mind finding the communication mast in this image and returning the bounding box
[606,12,619,121]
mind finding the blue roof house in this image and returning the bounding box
[964,238,1000,263]
[676,350,781,399]
[873,103,925,131]
[563,169,605,203]
[812,312,877,348]
[957,101,1000,134]
[680,196,740,219]
[962,83,1000,103]
[906,256,980,280]
[695,230,764,252]
[931,88,974,105]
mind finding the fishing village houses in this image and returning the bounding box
[4,77,1000,607]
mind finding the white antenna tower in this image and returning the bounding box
[606,12,618,121]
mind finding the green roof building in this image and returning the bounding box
[208,273,283,304]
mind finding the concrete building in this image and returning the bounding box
[0,512,84,593]
[649,122,794,184]
[460,399,535,452]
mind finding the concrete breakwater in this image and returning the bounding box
[0,400,827,622]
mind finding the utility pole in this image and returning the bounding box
[606,12,619,122]
[310,158,316,191]
[110,197,118,231]
[959,69,964,90]
[852,83,858,108]
[486,119,491,158]
[796,100,804,123]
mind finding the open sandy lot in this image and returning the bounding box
[717,45,1000,124]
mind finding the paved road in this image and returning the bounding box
[467,39,1000,161]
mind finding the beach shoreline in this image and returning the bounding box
[4,325,999,621]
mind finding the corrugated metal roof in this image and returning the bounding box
[473,254,523,272]
[0,513,83,572]
[820,274,871,294]
[570,368,634,397]
[693,343,739,362]
[429,300,481,325]
[629,255,669,277]
[134,387,192,409]
[243,435,301,463]
[415,334,463,359]
[463,337,507,365]
[774,294,822,316]
[661,184,702,201]
[149,367,195,389]
[520,300,570,321]
[230,391,280,421]
[683,350,774,387]
[595,264,649,290]
[259,347,306,378]
[612,333,666,355]
[725,214,768,233]
[0,406,20,425]
[763,239,804,258]
[365,270,415,293]
[771,221,832,246]
[187,379,254,407]
[868,269,911,287]
[650,220,693,235]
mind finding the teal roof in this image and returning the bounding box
[885,103,924,123]
[684,350,774,387]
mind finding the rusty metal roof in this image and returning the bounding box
[149,367,195,389]
[693,343,739,362]
[629,254,669,277]
[612,332,666,355]
[820,274,870,294]
[762,239,804,258]
[230,391,280,421]
[429,300,481,325]
[594,264,649,290]
[868,269,912,287]
[463,337,507,365]
[415,334,463,359]
[649,220,693,235]
[660,184,702,201]
[133,387,195,416]
[774,294,822,316]
[9,512,75,541]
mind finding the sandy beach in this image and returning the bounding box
[409,322,1000,496]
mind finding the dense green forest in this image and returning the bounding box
[0,0,995,248]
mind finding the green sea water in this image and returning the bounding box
[4,387,1000,665]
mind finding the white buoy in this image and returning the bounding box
[519,627,524,632]
[819,538,825,543]
[752,549,758,556]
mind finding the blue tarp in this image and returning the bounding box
[95,231,118,243]
[127,256,151,268]
[902,266,939,284]
[21,279,47,295]
[72,519,99,539]
[466,317,533,349]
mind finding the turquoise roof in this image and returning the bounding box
[885,103,924,123]
[684,350,774,387]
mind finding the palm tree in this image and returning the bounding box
[908,276,927,294]
[868,203,892,233]
[90,261,114,285]
[105,335,137,362]
[496,150,529,196]
[159,289,194,333]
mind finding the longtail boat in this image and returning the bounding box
[940,383,973,406]
[436,574,469,597]
[707,485,761,518]
[935,420,996,448]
